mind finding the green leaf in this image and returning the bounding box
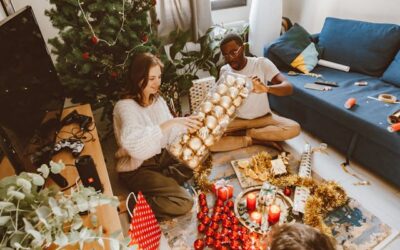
[50,160,65,174]
[55,232,69,247]
[16,177,32,193]
[23,218,42,241]
[7,190,25,200]
[35,206,51,228]
[0,201,15,209]
[0,216,11,226]
[109,238,120,250]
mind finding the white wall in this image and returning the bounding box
[212,0,252,25]
[283,0,400,33]
[11,0,58,47]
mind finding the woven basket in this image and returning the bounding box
[189,76,216,113]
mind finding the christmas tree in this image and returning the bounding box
[45,0,161,118]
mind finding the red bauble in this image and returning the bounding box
[91,35,98,45]
[232,217,239,225]
[111,71,118,78]
[221,227,230,236]
[210,221,219,230]
[214,206,222,213]
[205,236,214,246]
[214,240,222,249]
[199,198,207,207]
[82,52,90,60]
[202,215,211,225]
[197,223,206,233]
[232,224,240,232]
[223,206,230,213]
[215,199,224,207]
[240,226,248,235]
[211,213,220,222]
[197,211,205,220]
[220,214,228,221]
[140,33,148,43]
[228,210,235,218]
[231,240,241,249]
[222,219,232,228]
[226,200,234,208]
[214,232,222,240]
[205,227,214,237]
[284,186,292,196]
[221,235,230,244]
[194,239,204,250]
[199,193,206,200]
[241,233,249,242]
[201,206,209,214]
[230,230,240,240]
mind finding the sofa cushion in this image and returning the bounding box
[318,17,400,76]
[382,50,400,87]
[267,24,319,73]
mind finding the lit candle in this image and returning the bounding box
[247,193,257,211]
[268,205,281,224]
[250,211,262,225]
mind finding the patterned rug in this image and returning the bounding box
[160,145,398,250]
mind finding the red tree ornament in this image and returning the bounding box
[111,71,118,78]
[91,35,99,45]
[141,33,149,43]
[284,186,292,196]
[82,52,90,60]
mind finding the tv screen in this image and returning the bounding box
[0,6,64,173]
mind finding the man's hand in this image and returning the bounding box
[251,76,269,93]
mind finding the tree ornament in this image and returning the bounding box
[284,186,292,196]
[91,35,99,45]
[82,52,90,60]
[141,33,149,43]
[111,71,118,78]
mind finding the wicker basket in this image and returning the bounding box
[189,76,216,113]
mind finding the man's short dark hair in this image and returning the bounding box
[220,33,244,48]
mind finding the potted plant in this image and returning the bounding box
[0,161,128,249]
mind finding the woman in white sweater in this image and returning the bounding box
[113,53,202,220]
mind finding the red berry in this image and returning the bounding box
[111,71,118,78]
[199,193,206,200]
[197,223,206,233]
[194,239,204,250]
[284,186,292,196]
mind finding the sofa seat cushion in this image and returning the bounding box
[382,50,400,87]
[318,17,400,76]
[283,66,400,150]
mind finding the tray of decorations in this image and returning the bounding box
[234,183,294,235]
[168,72,250,169]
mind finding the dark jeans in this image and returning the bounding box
[119,150,194,220]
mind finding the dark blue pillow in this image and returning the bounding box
[382,50,400,87]
[318,17,400,76]
[266,23,319,73]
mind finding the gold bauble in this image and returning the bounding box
[197,111,206,121]
[182,147,193,161]
[181,134,190,144]
[201,101,214,114]
[196,145,208,157]
[189,136,202,151]
[236,77,246,88]
[212,125,223,136]
[239,87,249,98]
[204,135,215,147]
[220,95,232,109]
[228,86,239,99]
[227,105,236,116]
[219,114,230,128]
[187,156,200,169]
[197,126,210,141]
[216,84,228,95]
[169,142,183,157]
[211,92,221,104]
[205,115,218,130]
[226,75,236,86]
[212,105,225,119]
[233,96,243,107]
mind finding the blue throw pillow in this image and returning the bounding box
[382,50,400,87]
[318,17,400,76]
[266,23,319,73]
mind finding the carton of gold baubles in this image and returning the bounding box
[168,73,250,169]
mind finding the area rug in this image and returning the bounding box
[160,145,398,250]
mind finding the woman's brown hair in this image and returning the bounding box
[270,223,336,250]
[123,52,164,106]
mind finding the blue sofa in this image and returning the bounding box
[265,17,400,187]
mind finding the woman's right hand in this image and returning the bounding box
[160,115,203,134]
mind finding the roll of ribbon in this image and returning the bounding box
[344,98,357,109]
[387,123,400,133]
[318,59,350,72]
[378,94,397,104]
[388,109,400,124]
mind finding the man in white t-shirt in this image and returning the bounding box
[210,33,300,152]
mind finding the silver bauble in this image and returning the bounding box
[205,115,218,130]
[220,95,232,109]
[216,84,228,95]
[188,136,202,151]
[201,101,213,114]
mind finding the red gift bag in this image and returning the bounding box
[127,192,161,250]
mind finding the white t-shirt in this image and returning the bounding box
[220,57,280,119]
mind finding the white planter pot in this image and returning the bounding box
[249,0,282,57]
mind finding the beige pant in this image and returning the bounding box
[210,113,301,152]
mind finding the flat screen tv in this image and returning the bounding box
[0,6,65,177]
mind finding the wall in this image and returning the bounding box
[283,0,400,33]
[211,0,252,25]
[11,0,58,48]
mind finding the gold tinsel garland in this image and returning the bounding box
[193,151,348,237]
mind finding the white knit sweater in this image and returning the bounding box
[113,97,183,172]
